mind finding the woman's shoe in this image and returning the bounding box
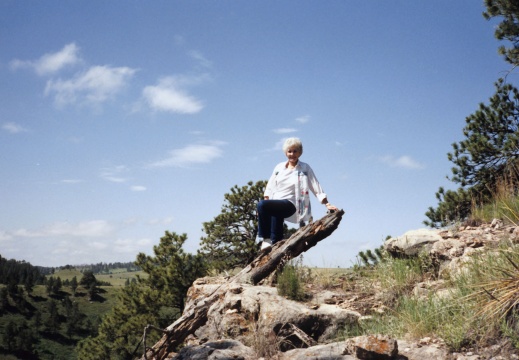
[261,239,272,250]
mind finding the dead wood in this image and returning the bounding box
[139,209,344,360]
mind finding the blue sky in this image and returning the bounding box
[0,1,514,268]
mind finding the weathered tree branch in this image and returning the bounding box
[139,209,344,360]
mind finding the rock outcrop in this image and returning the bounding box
[384,220,519,277]
[137,218,519,360]
[140,210,348,359]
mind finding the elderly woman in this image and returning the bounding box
[257,137,339,249]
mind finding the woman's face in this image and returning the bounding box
[285,146,301,165]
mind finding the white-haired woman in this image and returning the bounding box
[257,137,339,249]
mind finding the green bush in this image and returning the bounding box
[277,261,305,301]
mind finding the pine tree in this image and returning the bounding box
[80,271,98,300]
[3,321,17,351]
[46,300,61,334]
[0,287,8,313]
[198,180,266,272]
[484,0,519,66]
[70,276,78,296]
[24,275,34,295]
[198,180,296,272]
[17,320,36,353]
[135,232,207,314]
[45,276,54,295]
[425,79,519,227]
[52,276,62,295]
[358,251,370,266]
[76,231,207,359]
[366,249,378,265]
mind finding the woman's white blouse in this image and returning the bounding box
[264,161,327,224]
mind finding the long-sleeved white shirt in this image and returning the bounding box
[264,161,327,224]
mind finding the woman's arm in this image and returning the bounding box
[321,197,339,212]
[305,164,339,211]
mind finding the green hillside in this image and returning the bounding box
[0,267,142,360]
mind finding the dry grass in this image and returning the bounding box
[470,178,519,225]
[464,251,519,324]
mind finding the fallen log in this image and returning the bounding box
[139,209,345,360]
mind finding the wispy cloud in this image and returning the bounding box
[100,165,130,183]
[173,35,185,46]
[2,122,28,134]
[149,141,226,168]
[0,231,11,241]
[141,76,205,114]
[130,185,147,192]
[295,115,310,124]
[10,220,114,238]
[273,128,297,134]
[379,155,425,169]
[113,238,153,254]
[188,50,212,69]
[61,179,83,184]
[148,217,174,226]
[266,137,292,152]
[10,43,81,76]
[45,65,137,107]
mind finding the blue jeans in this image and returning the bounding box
[257,199,296,243]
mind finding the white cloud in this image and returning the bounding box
[45,65,136,107]
[130,185,147,192]
[188,50,212,69]
[0,231,12,242]
[149,141,226,168]
[100,165,129,183]
[2,122,28,134]
[141,76,204,114]
[89,241,109,250]
[295,115,310,124]
[61,179,83,184]
[379,155,425,169]
[148,217,174,226]
[173,35,185,46]
[10,220,114,238]
[273,138,289,151]
[273,128,297,134]
[113,238,153,254]
[10,43,81,76]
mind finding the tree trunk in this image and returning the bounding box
[139,209,344,360]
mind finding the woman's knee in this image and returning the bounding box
[257,199,268,212]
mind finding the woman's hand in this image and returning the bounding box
[325,203,339,212]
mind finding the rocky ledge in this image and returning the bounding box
[147,220,519,360]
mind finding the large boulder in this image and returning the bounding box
[186,277,360,354]
[384,229,443,257]
[171,339,256,360]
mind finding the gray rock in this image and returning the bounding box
[171,339,256,360]
[344,335,398,359]
[384,229,443,257]
[397,339,449,360]
[188,278,360,352]
[279,342,355,359]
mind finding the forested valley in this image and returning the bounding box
[0,255,141,359]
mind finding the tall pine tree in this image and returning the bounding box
[198,180,266,271]
[76,231,207,359]
[484,0,519,66]
[425,79,519,227]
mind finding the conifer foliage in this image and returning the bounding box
[425,80,519,227]
[198,180,267,271]
[77,231,207,359]
[425,2,519,227]
[483,0,519,66]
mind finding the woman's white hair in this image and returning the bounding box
[283,137,303,155]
